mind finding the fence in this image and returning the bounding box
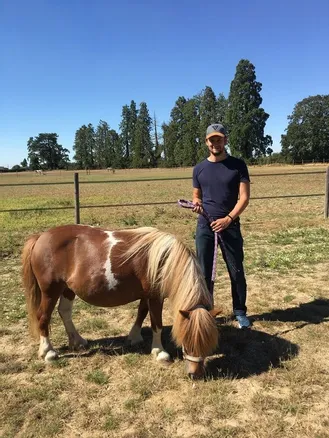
[1,168,329,221]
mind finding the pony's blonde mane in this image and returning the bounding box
[122,227,218,356]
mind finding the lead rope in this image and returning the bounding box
[177,199,237,295]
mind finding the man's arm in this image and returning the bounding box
[210,181,250,232]
[192,188,203,213]
[227,181,250,220]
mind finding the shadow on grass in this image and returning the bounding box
[250,298,329,326]
[58,322,299,380]
[205,325,299,379]
[204,298,329,379]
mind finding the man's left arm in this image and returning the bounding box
[227,181,250,220]
[210,181,250,232]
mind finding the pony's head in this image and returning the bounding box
[178,306,221,379]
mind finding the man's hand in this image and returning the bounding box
[192,202,203,214]
[210,217,232,232]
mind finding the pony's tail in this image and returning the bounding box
[22,234,41,339]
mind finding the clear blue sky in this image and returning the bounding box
[1,0,328,167]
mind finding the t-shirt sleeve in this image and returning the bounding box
[192,166,200,188]
[239,160,250,182]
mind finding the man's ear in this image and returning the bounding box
[179,310,191,319]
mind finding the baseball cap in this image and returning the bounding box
[206,123,227,139]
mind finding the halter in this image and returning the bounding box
[182,345,204,363]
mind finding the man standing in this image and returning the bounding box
[192,123,251,328]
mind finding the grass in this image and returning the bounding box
[1,165,329,437]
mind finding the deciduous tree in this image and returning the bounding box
[281,95,329,161]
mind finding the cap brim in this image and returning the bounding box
[206,132,225,139]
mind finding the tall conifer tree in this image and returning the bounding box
[132,102,153,168]
[225,59,272,158]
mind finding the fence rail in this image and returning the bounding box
[0,171,327,188]
[1,169,329,219]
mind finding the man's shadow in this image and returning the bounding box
[205,325,298,379]
[249,298,329,329]
[205,298,329,379]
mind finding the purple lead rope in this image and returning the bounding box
[177,199,220,294]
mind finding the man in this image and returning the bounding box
[192,123,251,328]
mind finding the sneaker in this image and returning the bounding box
[236,314,251,329]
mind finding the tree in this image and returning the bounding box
[20,158,28,168]
[152,113,162,167]
[163,97,186,167]
[216,93,228,124]
[198,86,217,160]
[119,100,138,168]
[281,95,329,161]
[180,98,199,166]
[225,59,272,159]
[73,124,95,169]
[162,121,177,167]
[119,105,131,167]
[27,133,70,170]
[129,100,138,166]
[132,102,153,168]
[94,120,112,168]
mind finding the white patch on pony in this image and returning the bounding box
[104,231,121,290]
[151,328,171,362]
[127,323,144,345]
[38,336,57,361]
[58,296,88,349]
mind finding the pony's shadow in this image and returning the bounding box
[59,324,299,380]
[58,299,329,378]
[58,326,175,359]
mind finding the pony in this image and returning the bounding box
[22,225,219,378]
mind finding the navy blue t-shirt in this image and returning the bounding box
[192,155,250,224]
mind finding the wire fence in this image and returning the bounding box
[1,169,329,220]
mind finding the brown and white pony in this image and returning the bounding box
[22,225,219,378]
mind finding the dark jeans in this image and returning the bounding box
[195,221,247,315]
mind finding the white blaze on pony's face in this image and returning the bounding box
[104,232,121,290]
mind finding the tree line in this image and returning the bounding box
[10,59,329,171]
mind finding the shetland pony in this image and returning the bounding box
[22,225,219,378]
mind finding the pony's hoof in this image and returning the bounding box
[45,350,59,362]
[156,351,172,364]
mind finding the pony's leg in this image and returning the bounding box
[58,292,88,350]
[148,298,171,363]
[127,298,148,345]
[37,285,61,362]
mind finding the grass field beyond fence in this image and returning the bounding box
[1,165,329,438]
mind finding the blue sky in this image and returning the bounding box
[1,0,328,167]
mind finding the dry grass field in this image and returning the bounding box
[1,164,329,438]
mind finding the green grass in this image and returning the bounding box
[86,369,109,385]
[1,166,329,438]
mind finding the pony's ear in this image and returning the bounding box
[179,310,190,319]
[209,307,223,317]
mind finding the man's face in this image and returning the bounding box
[206,135,226,155]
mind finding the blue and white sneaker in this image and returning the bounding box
[236,314,251,329]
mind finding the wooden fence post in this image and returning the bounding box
[325,167,329,219]
[74,172,80,224]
